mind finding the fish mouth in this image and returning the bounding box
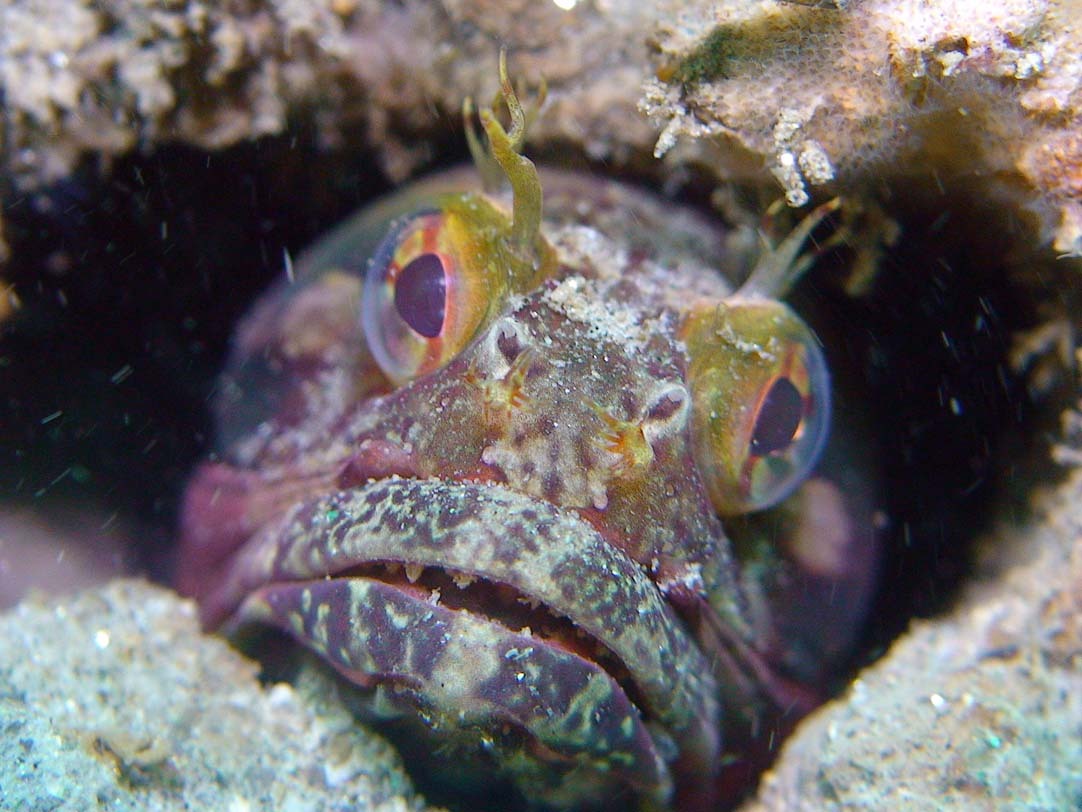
[206,476,718,800]
[337,558,647,706]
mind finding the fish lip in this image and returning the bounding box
[211,476,719,773]
[235,574,674,801]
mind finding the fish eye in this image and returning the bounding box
[682,299,830,514]
[362,209,490,385]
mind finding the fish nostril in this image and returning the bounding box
[645,385,688,423]
[496,319,524,363]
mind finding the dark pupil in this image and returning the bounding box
[750,377,804,455]
[394,253,446,338]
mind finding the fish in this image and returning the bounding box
[178,52,880,810]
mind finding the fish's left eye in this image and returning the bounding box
[362,209,492,385]
[682,299,830,515]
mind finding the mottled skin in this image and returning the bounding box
[179,72,879,810]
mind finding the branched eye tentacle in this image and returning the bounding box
[463,96,504,192]
[738,197,845,300]
[466,49,547,267]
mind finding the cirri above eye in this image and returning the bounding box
[681,298,830,515]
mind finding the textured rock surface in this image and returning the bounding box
[0,579,440,812]
[642,0,1082,255]
[743,425,1082,811]
[1,0,1079,256]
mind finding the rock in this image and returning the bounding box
[0,579,442,812]
[742,438,1082,811]
[1,0,1079,254]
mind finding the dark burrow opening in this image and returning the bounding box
[0,130,1070,808]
